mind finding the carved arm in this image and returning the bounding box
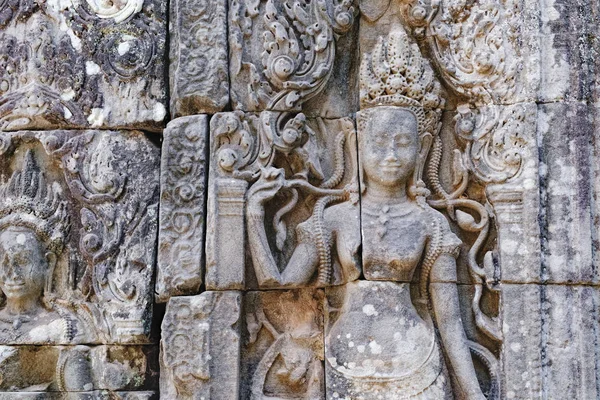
[245,168,320,287]
[430,254,486,400]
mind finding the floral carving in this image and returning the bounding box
[230,0,357,111]
[157,117,207,301]
[454,103,528,184]
[0,130,159,344]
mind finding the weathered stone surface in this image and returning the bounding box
[0,392,156,399]
[169,0,229,116]
[542,284,600,399]
[0,345,157,392]
[0,0,166,131]
[160,292,241,399]
[0,130,159,344]
[156,116,207,302]
[500,283,543,399]
[242,289,324,399]
[537,102,596,284]
[500,283,600,399]
[228,0,358,115]
[206,111,360,290]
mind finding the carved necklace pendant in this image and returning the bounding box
[376,205,390,238]
[364,202,414,239]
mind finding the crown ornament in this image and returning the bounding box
[360,28,445,136]
[0,150,70,255]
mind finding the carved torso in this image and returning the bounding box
[362,201,430,282]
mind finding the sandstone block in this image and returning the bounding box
[242,289,325,399]
[206,111,360,290]
[0,130,159,344]
[156,116,207,302]
[160,292,242,399]
[169,0,229,116]
[228,0,358,116]
[0,0,166,131]
[0,345,157,392]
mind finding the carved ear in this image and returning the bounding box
[359,0,391,22]
[45,251,57,295]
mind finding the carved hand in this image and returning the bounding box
[246,167,286,215]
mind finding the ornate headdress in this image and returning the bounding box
[0,150,70,255]
[359,27,444,136]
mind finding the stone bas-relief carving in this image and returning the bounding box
[206,111,360,290]
[160,291,241,399]
[0,0,166,131]
[242,289,324,399]
[325,29,492,399]
[169,0,229,116]
[0,130,159,344]
[156,116,207,302]
[229,0,357,114]
[0,345,157,392]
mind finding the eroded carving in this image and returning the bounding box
[0,0,166,131]
[170,0,229,115]
[0,345,157,392]
[160,292,241,399]
[0,151,93,344]
[243,289,324,399]
[0,130,159,344]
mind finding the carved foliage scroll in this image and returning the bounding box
[157,116,207,302]
[229,0,357,111]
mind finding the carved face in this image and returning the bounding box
[0,227,49,302]
[361,108,419,188]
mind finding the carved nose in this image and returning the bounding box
[384,153,398,162]
[6,261,22,280]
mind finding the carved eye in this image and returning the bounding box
[395,136,413,146]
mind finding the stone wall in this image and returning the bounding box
[0,0,598,399]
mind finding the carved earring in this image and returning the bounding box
[410,132,433,199]
[44,251,57,300]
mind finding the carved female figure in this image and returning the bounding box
[246,29,485,399]
[0,151,92,344]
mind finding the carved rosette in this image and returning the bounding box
[0,0,166,131]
